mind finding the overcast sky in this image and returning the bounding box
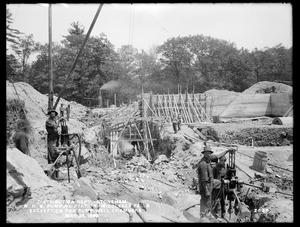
[7,3,292,53]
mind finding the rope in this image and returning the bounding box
[19,86,47,115]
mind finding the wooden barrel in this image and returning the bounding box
[252,151,268,173]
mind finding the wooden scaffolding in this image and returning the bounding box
[141,91,211,124]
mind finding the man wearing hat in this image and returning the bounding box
[195,144,235,220]
[45,109,60,164]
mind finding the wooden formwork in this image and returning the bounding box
[141,92,211,123]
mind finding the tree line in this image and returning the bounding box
[6,8,292,107]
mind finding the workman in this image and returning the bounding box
[172,115,178,133]
[194,145,235,220]
[212,155,228,217]
[66,104,71,121]
[46,109,60,164]
[213,155,228,180]
[60,103,65,118]
[177,112,182,131]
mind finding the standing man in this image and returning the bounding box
[60,103,65,118]
[46,109,59,164]
[213,156,228,180]
[212,155,228,218]
[177,111,182,131]
[194,144,235,220]
[66,104,71,121]
[172,115,178,134]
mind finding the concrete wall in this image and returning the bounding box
[142,92,293,119]
[206,95,238,117]
[219,94,272,118]
[270,93,293,116]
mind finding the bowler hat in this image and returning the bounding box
[201,145,213,154]
[47,109,58,116]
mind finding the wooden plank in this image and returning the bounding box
[194,96,211,122]
[158,95,168,122]
[192,128,207,140]
[146,121,155,158]
[174,95,186,123]
[187,94,201,122]
[142,98,158,117]
[178,94,188,123]
[172,94,180,117]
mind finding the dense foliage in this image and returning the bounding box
[7,9,292,107]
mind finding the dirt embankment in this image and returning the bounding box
[195,121,293,147]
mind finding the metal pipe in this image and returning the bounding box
[53,4,104,110]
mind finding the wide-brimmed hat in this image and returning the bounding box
[201,145,213,154]
[47,109,58,116]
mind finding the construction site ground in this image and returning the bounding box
[6,81,293,223]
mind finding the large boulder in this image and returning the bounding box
[7,148,54,198]
[82,127,100,145]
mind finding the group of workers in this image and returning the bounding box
[59,103,71,121]
[194,144,236,219]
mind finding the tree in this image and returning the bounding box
[6,7,23,82]
[11,34,38,76]
[6,7,22,46]
[157,34,240,93]
[29,42,62,92]
[249,44,292,83]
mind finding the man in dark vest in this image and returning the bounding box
[45,109,59,164]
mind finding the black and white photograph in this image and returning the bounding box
[6,3,293,223]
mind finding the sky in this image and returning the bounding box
[7,3,292,53]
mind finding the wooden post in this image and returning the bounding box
[114,93,117,106]
[48,4,53,111]
[146,121,154,160]
[187,94,201,122]
[157,95,166,120]
[180,93,192,123]
[156,94,160,117]
[98,88,102,107]
[149,90,153,117]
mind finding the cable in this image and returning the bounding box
[128,4,135,46]
[128,6,132,45]
[12,4,20,24]
[143,9,173,37]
